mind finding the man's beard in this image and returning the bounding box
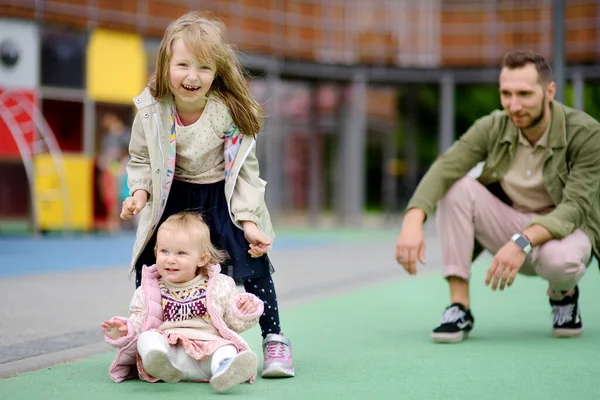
[519,94,546,130]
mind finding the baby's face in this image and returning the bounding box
[155,228,204,283]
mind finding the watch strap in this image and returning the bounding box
[511,233,532,255]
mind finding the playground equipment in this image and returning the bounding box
[0,89,78,234]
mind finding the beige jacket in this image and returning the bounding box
[126,87,275,276]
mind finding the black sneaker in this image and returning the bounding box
[550,286,582,338]
[430,303,474,343]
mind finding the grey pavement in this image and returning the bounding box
[0,217,444,379]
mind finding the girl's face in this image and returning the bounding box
[169,38,216,112]
[155,228,209,283]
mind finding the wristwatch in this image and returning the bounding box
[511,233,532,255]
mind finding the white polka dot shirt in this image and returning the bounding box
[174,96,234,183]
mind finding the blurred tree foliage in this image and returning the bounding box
[454,84,500,139]
[564,83,600,121]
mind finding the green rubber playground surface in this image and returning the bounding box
[2,257,600,399]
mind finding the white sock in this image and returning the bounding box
[171,346,212,381]
[137,331,170,358]
[210,345,238,375]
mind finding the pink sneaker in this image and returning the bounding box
[261,333,295,378]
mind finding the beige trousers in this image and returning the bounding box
[436,177,592,294]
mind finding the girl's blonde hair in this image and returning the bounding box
[149,11,264,136]
[157,212,228,274]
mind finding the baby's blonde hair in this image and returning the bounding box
[157,212,228,272]
[149,11,264,136]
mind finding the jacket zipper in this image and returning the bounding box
[154,112,165,198]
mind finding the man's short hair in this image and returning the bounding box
[502,50,553,84]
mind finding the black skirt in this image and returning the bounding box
[134,178,274,286]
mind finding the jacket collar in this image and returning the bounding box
[133,87,156,110]
[501,101,567,148]
[205,263,221,278]
[142,264,161,282]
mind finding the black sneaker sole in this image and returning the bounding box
[430,330,469,343]
[553,327,583,338]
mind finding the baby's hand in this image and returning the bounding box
[101,319,128,340]
[237,294,258,315]
[120,190,148,220]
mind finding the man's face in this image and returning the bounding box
[499,64,555,130]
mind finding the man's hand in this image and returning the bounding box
[395,208,427,275]
[120,190,148,220]
[101,319,128,340]
[485,240,527,291]
[242,221,271,258]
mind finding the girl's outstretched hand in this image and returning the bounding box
[101,319,128,340]
[236,294,258,314]
[242,221,271,258]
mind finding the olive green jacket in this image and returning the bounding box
[407,101,600,260]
